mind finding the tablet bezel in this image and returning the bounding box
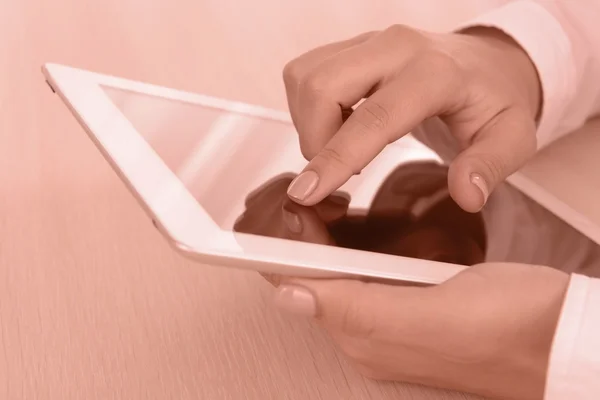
[48,62,580,284]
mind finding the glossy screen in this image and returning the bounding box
[102,86,600,276]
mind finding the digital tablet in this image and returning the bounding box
[42,63,600,285]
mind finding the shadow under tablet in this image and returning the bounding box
[233,161,600,276]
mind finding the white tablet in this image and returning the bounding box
[42,63,600,284]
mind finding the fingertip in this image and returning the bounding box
[470,173,489,205]
[287,170,321,204]
[448,109,536,213]
[287,168,349,207]
[448,161,489,213]
[273,283,318,317]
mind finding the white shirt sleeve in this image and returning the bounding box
[456,1,600,147]
[454,1,600,399]
[545,274,600,399]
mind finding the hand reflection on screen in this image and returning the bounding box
[234,162,487,266]
[233,175,350,246]
[365,161,487,265]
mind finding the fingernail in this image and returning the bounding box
[470,173,489,206]
[282,208,303,234]
[287,171,319,201]
[274,285,317,317]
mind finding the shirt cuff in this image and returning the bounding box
[545,274,600,399]
[453,1,577,148]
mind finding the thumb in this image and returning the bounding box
[273,278,427,338]
[448,109,537,212]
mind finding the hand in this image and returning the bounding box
[283,26,541,212]
[272,263,569,400]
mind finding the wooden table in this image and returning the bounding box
[0,0,578,398]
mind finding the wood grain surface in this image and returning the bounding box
[0,1,559,399]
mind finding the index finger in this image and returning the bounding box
[288,55,462,205]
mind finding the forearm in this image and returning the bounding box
[452,3,600,398]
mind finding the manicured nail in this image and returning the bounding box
[282,207,302,234]
[287,171,319,201]
[274,285,317,317]
[470,173,489,206]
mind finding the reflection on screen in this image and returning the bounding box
[234,164,486,267]
[101,86,600,277]
[234,162,600,276]
[102,85,308,228]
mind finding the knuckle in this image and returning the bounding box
[299,146,314,161]
[299,140,319,161]
[316,147,356,174]
[382,24,422,43]
[383,23,411,37]
[476,153,507,184]
[380,24,431,54]
[419,49,464,84]
[282,61,303,87]
[300,70,331,101]
[354,100,391,134]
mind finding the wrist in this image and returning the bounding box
[476,268,569,400]
[510,270,569,400]
[460,27,542,122]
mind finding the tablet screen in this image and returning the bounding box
[102,86,600,276]
[103,85,310,227]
